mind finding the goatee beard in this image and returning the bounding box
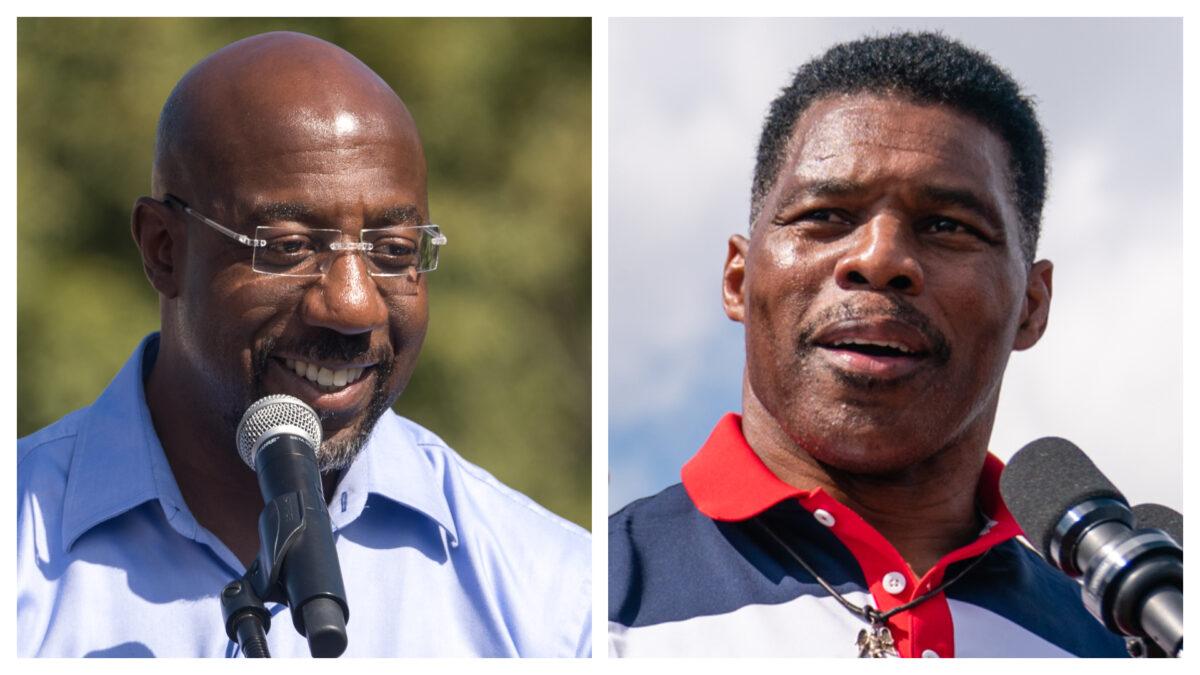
[236,333,397,473]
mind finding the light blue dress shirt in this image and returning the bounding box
[17,334,591,657]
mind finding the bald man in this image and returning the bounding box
[17,32,591,658]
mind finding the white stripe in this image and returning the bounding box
[609,594,1081,657]
[948,598,1075,657]
[609,591,874,657]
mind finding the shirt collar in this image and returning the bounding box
[62,333,188,552]
[681,412,1020,539]
[63,333,460,551]
[333,411,460,546]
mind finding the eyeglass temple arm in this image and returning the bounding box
[164,195,264,248]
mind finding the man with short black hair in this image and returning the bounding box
[609,31,1127,658]
[19,31,590,657]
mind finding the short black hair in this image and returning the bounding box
[752,31,1047,261]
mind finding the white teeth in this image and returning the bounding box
[834,339,913,354]
[285,358,369,389]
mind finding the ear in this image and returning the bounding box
[722,234,749,323]
[1013,259,1053,351]
[131,196,181,299]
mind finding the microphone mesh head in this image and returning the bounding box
[1132,503,1183,546]
[999,436,1126,558]
[235,394,322,470]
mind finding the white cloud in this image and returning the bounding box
[609,18,1183,513]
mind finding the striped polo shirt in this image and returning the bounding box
[609,414,1129,658]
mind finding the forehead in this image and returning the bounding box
[182,95,428,220]
[227,107,423,180]
[778,93,1014,213]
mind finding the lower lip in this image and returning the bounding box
[818,347,927,379]
[263,358,376,418]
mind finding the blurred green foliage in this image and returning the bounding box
[17,18,592,528]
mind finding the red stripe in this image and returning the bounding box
[681,413,1022,658]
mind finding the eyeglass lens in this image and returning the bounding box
[251,226,442,288]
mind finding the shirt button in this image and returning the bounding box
[882,572,907,594]
[922,649,940,658]
[813,509,836,527]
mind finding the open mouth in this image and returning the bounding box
[822,338,925,359]
[262,355,380,419]
[811,319,938,380]
[282,357,371,392]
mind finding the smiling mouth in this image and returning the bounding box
[282,357,372,392]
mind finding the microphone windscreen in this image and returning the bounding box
[1132,503,1183,546]
[235,394,323,469]
[999,437,1127,558]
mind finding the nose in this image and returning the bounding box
[833,216,924,295]
[300,251,389,335]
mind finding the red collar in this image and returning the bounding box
[681,412,1021,550]
[681,413,1024,658]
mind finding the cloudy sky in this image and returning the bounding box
[608,18,1182,515]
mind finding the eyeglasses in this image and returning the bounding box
[163,194,446,289]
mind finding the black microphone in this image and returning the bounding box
[236,395,349,658]
[999,437,1182,657]
[1133,503,1183,546]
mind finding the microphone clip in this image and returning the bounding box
[219,490,310,658]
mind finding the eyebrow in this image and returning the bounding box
[242,203,425,228]
[782,178,865,203]
[243,202,318,228]
[374,205,424,227]
[778,179,1004,229]
[917,185,1004,230]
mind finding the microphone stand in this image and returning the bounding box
[219,492,310,658]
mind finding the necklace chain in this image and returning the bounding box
[754,514,990,626]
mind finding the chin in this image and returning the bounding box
[784,410,950,477]
[809,441,938,477]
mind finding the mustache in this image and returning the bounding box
[257,331,393,366]
[798,299,952,363]
[249,331,397,428]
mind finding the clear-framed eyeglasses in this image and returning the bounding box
[163,194,446,292]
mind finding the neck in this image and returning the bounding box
[145,339,337,568]
[741,387,989,577]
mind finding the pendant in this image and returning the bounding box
[856,621,898,658]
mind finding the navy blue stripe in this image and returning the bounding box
[944,540,1128,656]
[610,485,866,627]
[610,483,1130,657]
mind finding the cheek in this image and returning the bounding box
[745,239,835,334]
[386,295,429,359]
[743,251,826,391]
[930,262,1024,366]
